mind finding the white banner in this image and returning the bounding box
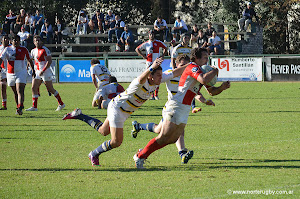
[108,59,172,82]
[211,57,263,81]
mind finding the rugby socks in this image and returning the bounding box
[32,95,39,108]
[178,149,188,158]
[2,99,7,108]
[140,123,156,133]
[91,140,112,157]
[54,91,64,105]
[138,138,166,159]
[191,99,196,110]
[76,114,103,131]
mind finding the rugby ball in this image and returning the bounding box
[201,65,218,86]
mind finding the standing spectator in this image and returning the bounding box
[76,10,88,35]
[40,19,53,44]
[135,30,167,100]
[3,9,17,34]
[171,16,188,42]
[105,10,116,29]
[197,29,208,48]
[25,11,35,35]
[207,31,222,55]
[190,24,199,47]
[53,18,64,52]
[33,10,44,35]
[26,35,65,112]
[0,35,10,110]
[108,15,125,43]
[89,9,104,34]
[17,25,30,47]
[205,22,215,38]
[0,34,35,115]
[153,16,168,42]
[117,25,134,52]
[238,2,258,32]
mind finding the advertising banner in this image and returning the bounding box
[108,59,172,82]
[59,60,105,82]
[211,57,263,81]
[271,58,300,81]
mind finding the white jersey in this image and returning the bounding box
[171,44,192,59]
[112,72,173,114]
[90,64,111,88]
[164,69,180,101]
[31,46,51,71]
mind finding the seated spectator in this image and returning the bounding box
[102,20,110,34]
[116,25,134,52]
[40,19,53,44]
[105,10,116,29]
[197,29,208,48]
[108,15,125,43]
[207,31,222,55]
[205,22,215,38]
[17,25,30,47]
[190,24,199,47]
[76,10,88,35]
[238,2,258,32]
[171,16,188,41]
[153,16,168,42]
[25,11,35,35]
[3,9,17,34]
[33,10,44,35]
[53,18,64,52]
[15,9,26,33]
[89,9,104,34]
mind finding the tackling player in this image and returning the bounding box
[25,35,65,111]
[133,48,231,169]
[62,57,188,167]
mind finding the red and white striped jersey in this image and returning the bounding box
[174,62,205,105]
[137,40,167,64]
[31,46,51,71]
[0,45,31,74]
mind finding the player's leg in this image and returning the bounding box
[0,78,7,110]
[26,78,42,111]
[45,80,65,111]
[15,82,26,115]
[131,119,161,138]
[10,85,18,107]
[175,132,194,164]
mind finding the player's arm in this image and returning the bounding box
[172,63,189,77]
[206,81,230,96]
[195,93,215,106]
[138,57,163,84]
[40,55,52,76]
[162,47,167,58]
[197,67,218,85]
[135,47,146,59]
[92,74,98,89]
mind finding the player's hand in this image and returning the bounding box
[205,99,215,106]
[221,81,231,90]
[152,57,164,69]
[39,71,44,76]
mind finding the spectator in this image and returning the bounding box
[33,10,44,35]
[76,10,88,35]
[15,9,26,33]
[108,15,125,43]
[25,11,35,35]
[207,31,222,55]
[117,25,134,52]
[153,16,168,42]
[53,18,64,52]
[190,24,199,47]
[40,19,53,44]
[205,22,215,38]
[197,29,208,49]
[89,9,104,34]
[171,16,188,42]
[102,20,110,34]
[105,10,116,29]
[238,2,258,32]
[17,25,30,47]
[3,9,17,34]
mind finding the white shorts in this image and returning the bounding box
[107,100,130,128]
[0,69,7,80]
[7,70,27,86]
[93,89,102,102]
[35,69,53,82]
[162,100,190,125]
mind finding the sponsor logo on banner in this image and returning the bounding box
[211,57,262,81]
[271,58,300,81]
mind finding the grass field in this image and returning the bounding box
[0,82,299,198]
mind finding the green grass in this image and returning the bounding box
[0,82,299,198]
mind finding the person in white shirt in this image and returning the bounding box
[17,25,30,47]
[207,31,222,55]
[171,16,188,41]
[153,16,168,42]
[76,10,88,35]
